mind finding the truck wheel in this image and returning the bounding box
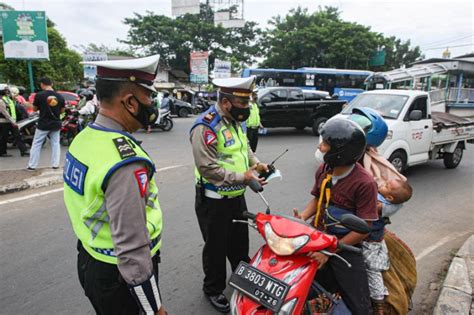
[312,117,328,136]
[443,145,463,169]
[388,151,407,173]
[178,108,189,118]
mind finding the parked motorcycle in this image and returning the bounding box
[60,107,79,146]
[8,113,39,147]
[150,109,173,131]
[229,180,370,314]
[195,98,215,113]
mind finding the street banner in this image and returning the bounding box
[214,59,231,79]
[83,52,108,79]
[190,51,209,84]
[1,11,49,59]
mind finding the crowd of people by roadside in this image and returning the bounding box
[0,78,101,171]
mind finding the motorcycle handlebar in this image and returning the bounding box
[248,179,263,193]
[242,211,256,221]
[337,242,362,254]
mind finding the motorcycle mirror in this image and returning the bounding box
[339,214,371,234]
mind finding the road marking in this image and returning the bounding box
[0,165,186,206]
[415,232,467,261]
[157,165,185,172]
[0,187,64,206]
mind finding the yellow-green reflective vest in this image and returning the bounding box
[63,125,162,264]
[2,96,16,121]
[246,102,260,128]
[191,107,249,197]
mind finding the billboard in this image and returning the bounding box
[214,59,231,78]
[1,10,49,59]
[83,52,108,79]
[190,51,209,84]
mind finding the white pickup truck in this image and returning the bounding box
[340,90,474,172]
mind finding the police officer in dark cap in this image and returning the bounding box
[63,55,166,315]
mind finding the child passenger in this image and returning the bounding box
[362,178,412,313]
[348,107,414,313]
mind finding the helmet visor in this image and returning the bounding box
[349,114,372,134]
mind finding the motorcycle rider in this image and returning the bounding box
[10,86,30,120]
[78,90,98,129]
[160,92,170,112]
[295,118,377,314]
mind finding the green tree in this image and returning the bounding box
[121,4,261,74]
[0,13,82,91]
[261,6,422,70]
[377,36,424,70]
[84,43,136,57]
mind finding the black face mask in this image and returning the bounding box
[228,100,250,122]
[125,96,158,128]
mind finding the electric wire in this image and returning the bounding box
[423,43,473,51]
[420,34,473,48]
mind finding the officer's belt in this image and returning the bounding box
[204,189,238,199]
[91,234,161,257]
[203,182,245,192]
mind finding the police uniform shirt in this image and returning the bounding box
[190,102,259,186]
[0,98,16,124]
[94,113,155,285]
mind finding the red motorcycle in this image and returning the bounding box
[229,181,370,314]
[60,106,79,146]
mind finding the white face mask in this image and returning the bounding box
[314,149,326,163]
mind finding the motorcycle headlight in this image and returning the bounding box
[264,223,309,256]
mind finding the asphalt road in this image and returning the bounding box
[1,117,473,314]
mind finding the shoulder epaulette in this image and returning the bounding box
[203,111,217,124]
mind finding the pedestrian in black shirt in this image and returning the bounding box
[27,77,65,170]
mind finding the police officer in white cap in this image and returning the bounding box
[63,55,166,315]
[190,76,269,313]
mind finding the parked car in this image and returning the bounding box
[169,97,195,117]
[303,89,332,100]
[257,87,347,135]
[28,91,80,107]
[339,90,474,171]
[58,91,80,106]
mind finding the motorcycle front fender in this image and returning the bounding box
[231,245,318,315]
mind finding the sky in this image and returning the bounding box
[4,0,474,60]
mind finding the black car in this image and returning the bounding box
[257,87,347,136]
[169,97,195,117]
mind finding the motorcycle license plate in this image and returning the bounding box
[229,262,290,312]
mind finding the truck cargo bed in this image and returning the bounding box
[432,111,474,130]
[431,112,474,144]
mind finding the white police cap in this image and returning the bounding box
[213,76,256,99]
